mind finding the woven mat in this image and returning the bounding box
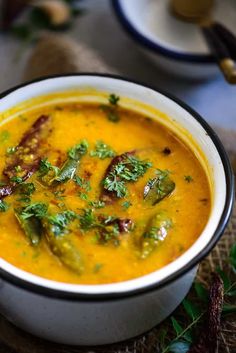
[0,33,235,353]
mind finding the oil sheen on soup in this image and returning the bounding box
[0,94,211,284]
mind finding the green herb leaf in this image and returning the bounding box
[108,94,120,105]
[47,210,76,236]
[15,165,22,173]
[103,154,152,198]
[67,140,88,160]
[104,175,127,198]
[88,200,105,209]
[16,182,36,203]
[107,111,120,122]
[93,263,103,273]
[0,200,9,212]
[184,175,193,183]
[171,317,184,336]
[182,299,201,320]
[144,169,175,205]
[90,140,116,160]
[20,203,48,220]
[0,131,10,143]
[79,208,96,231]
[74,176,91,192]
[78,192,88,200]
[122,201,132,210]
[10,176,23,184]
[53,189,65,200]
[100,98,120,123]
[194,282,208,302]
[6,146,17,155]
[38,158,53,176]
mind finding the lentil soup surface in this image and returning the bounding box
[0,97,211,284]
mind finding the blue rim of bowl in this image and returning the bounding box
[0,73,234,301]
[112,0,215,64]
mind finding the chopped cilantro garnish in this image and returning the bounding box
[103,155,152,198]
[6,146,17,155]
[74,176,91,192]
[20,202,48,220]
[15,165,22,172]
[78,192,88,200]
[17,182,36,203]
[93,263,103,273]
[79,208,96,231]
[38,158,53,176]
[108,94,120,105]
[90,140,116,160]
[47,210,76,236]
[67,140,88,160]
[88,200,105,209]
[100,94,120,123]
[10,176,23,184]
[184,175,193,183]
[107,111,119,122]
[122,201,132,210]
[104,176,127,198]
[53,189,65,200]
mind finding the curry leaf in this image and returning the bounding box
[194,282,208,302]
[0,200,9,212]
[171,317,183,336]
[182,299,201,320]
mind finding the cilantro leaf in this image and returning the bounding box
[90,140,116,160]
[108,94,120,105]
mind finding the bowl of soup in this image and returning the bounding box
[0,74,234,345]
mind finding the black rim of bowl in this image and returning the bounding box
[112,0,215,64]
[0,73,234,301]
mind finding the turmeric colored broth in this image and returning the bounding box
[0,98,211,284]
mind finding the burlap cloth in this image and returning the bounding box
[0,34,235,353]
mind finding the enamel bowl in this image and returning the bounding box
[112,0,236,79]
[0,74,234,345]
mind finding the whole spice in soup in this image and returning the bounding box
[43,216,84,275]
[0,115,50,201]
[0,98,211,284]
[14,202,48,246]
[144,169,175,205]
[102,152,152,202]
[97,215,134,245]
[4,115,50,180]
[140,212,172,259]
[47,140,88,185]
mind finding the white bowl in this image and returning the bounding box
[0,74,234,345]
[112,0,236,79]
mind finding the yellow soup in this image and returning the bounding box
[0,94,211,284]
